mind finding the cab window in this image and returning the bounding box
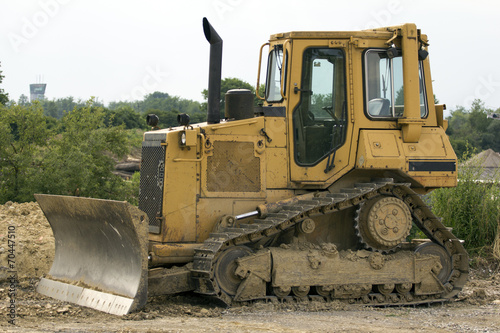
[293,48,347,165]
[266,45,287,102]
[365,49,428,118]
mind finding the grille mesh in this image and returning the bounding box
[139,143,165,233]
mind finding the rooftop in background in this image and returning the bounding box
[465,149,500,181]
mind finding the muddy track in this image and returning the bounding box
[191,179,469,306]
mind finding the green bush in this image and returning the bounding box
[34,100,131,200]
[121,171,141,206]
[0,100,140,204]
[0,102,50,202]
[430,154,500,253]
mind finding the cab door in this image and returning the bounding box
[288,40,352,185]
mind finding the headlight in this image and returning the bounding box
[180,132,187,146]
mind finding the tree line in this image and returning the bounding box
[15,92,204,130]
[446,99,500,157]
[0,75,261,204]
[11,77,262,130]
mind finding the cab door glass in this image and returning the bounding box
[293,48,347,165]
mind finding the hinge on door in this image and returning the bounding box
[347,43,355,123]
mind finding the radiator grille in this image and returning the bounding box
[139,143,165,233]
[207,141,260,192]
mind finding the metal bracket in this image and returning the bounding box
[385,29,399,46]
[260,128,272,143]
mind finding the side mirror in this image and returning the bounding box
[418,49,429,60]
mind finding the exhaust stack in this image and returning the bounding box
[203,17,222,124]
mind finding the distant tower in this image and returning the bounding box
[30,75,46,102]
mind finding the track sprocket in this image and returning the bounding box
[355,195,412,252]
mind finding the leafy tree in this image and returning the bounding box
[0,62,8,105]
[104,105,146,129]
[395,85,404,106]
[147,91,170,102]
[257,83,265,100]
[140,93,202,117]
[34,100,131,200]
[189,112,207,124]
[446,99,499,156]
[121,171,141,206]
[39,96,85,119]
[310,93,334,117]
[141,91,171,111]
[394,87,439,109]
[0,103,50,202]
[201,77,258,118]
[108,100,142,113]
[42,100,59,118]
[18,94,29,106]
[486,120,500,152]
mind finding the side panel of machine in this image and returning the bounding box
[356,127,457,188]
[150,129,200,243]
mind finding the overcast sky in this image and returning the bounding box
[1,0,499,114]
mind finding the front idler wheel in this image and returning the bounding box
[214,246,253,296]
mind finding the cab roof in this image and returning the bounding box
[269,23,425,42]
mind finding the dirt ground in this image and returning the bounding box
[1,201,500,332]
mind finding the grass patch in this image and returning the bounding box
[430,150,500,254]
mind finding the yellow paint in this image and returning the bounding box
[147,23,457,256]
[266,148,289,188]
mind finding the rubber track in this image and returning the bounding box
[191,180,469,306]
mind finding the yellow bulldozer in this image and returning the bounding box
[35,18,468,315]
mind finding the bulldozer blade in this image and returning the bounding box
[34,194,149,315]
